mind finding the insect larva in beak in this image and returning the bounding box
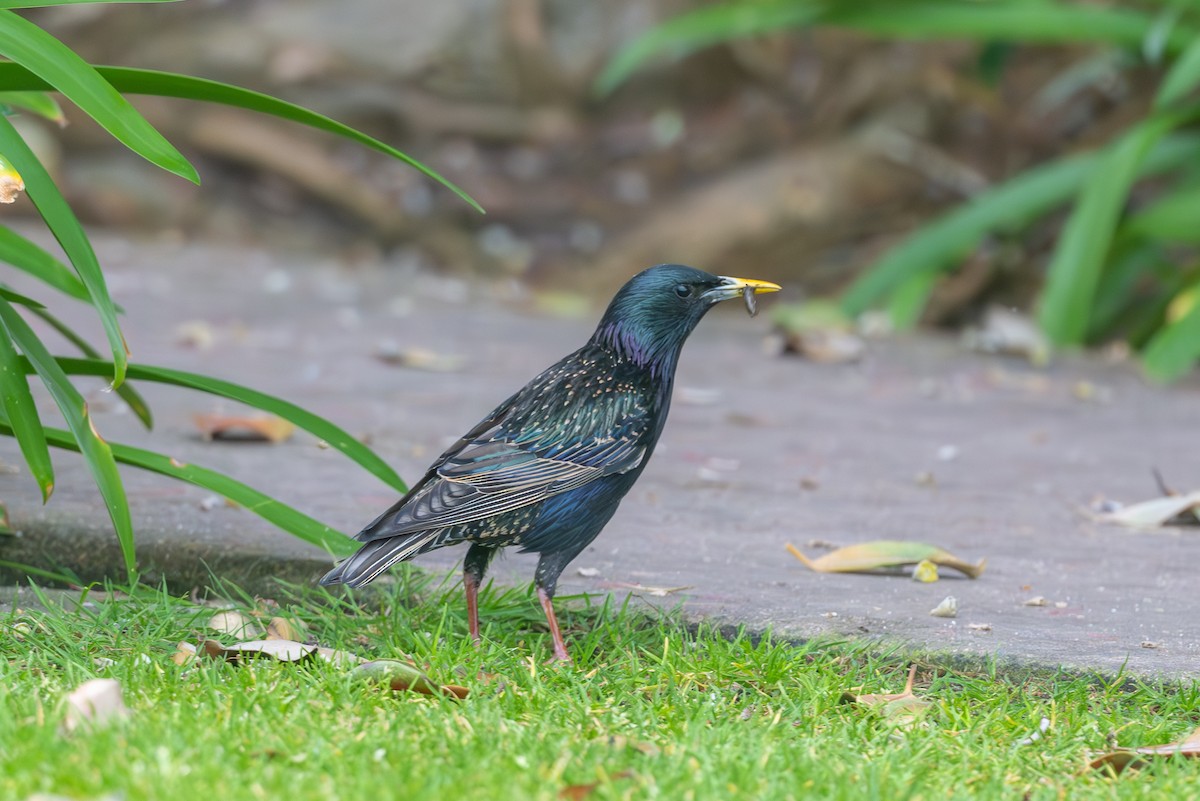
[743,285,758,317]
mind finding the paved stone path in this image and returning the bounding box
[3,231,1198,679]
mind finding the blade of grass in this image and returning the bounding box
[596,1,821,94]
[39,357,405,492]
[840,133,1200,316]
[0,63,482,214]
[0,324,54,501]
[0,0,177,6]
[1038,112,1190,345]
[0,114,128,386]
[0,286,45,308]
[1142,287,1200,382]
[0,226,91,303]
[0,90,63,123]
[0,418,357,557]
[0,298,135,579]
[25,309,152,429]
[0,558,79,585]
[1156,33,1200,109]
[1123,182,1200,244]
[0,10,196,183]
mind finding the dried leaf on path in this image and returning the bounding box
[929,596,957,618]
[194,413,296,443]
[1088,726,1200,775]
[614,582,693,597]
[374,342,464,372]
[786,541,986,578]
[1093,491,1200,529]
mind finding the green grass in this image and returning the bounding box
[2,577,1199,800]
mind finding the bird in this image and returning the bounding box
[321,264,780,662]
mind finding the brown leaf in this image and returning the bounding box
[0,502,12,535]
[373,343,464,372]
[172,641,198,666]
[350,659,468,699]
[193,413,296,443]
[1094,491,1200,529]
[1088,726,1200,775]
[841,665,932,725]
[208,610,263,639]
[265,616,305,642]
[198,638,317,663]
[63,678,129,732]
[787,541,985,578]
[559,771,634,801]
[614,582,693,597]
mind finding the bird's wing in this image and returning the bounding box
[356,409,648,542]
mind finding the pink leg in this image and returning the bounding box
[537,587,572,663]
[464,571,481,645]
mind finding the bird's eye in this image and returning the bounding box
[673,284,691,299]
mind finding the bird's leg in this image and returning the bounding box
[463,544,496,646]
[534,550,578,663]
[537,587,571,663]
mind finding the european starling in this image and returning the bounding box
[321,264,780,661]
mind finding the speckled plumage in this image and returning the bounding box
[321,264,779,661]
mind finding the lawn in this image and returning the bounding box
[1,574,1197,800]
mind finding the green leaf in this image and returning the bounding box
[0,322,54,501]
[1157,37,1200,109]
[0,298,135,579]
[886,271,938,330]
[599,1,1191,93]
[827,3,1179,50]
[0,114,128,386]
[1124,182,1200,244]
[0,63,482,214]
[43,357,406,493]
[596,0,821,95]
[840,134,1200,317]
[0,285,45,308]
[0,225,91,303]
[0,10,197,183]
[26,307,153,429]
[0,559,80,585]
[0,0,177,7]
[1037,113,1189,346]
[0,90,63,123]
[0,418,357,557]
[1142,288,1200,382]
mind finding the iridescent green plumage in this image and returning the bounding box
[321,264,779,661]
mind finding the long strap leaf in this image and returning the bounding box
[0,114,129,386]
[0,322,54,501]
[25,356,406,493]
[0,419,358,557]
[0,298,135,578]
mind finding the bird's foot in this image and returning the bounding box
[544,650,573,666]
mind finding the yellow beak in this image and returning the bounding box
[717,276,782,295]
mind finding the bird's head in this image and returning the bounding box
[592,264,780,373]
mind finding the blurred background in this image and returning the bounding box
[10,0,1197,350]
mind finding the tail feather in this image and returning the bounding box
[320,529,445,587]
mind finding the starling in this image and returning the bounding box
[321,264,780,661]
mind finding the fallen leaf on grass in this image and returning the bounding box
[63,678,129,732]
[841,665,931,725]
[1093,491,1200,529]
[265,616,305,642]
[1088,725,1200,775]
[559,771,635,801]
[208,610,263,639]
[786,541,986,578]
[193,413,296,443]
[199,638,317,663]
[351,659,469,699]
